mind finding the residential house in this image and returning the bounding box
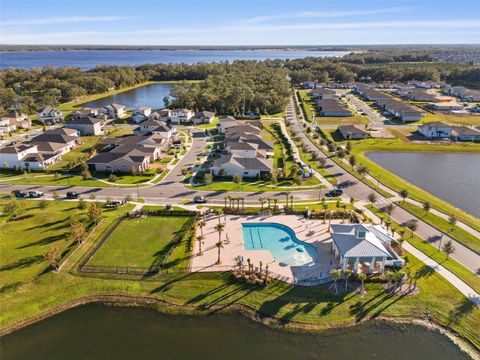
[338,125,368,140]
[418,122,452,139]
[101,103,126,119]
[452,126,480,142]
[64,116,104,136]
[31,130,80,155]
[87,151,150,174]
[316,99,352,117]
[330,224,404,274]
[310,88,336,99]
[71,108,99,120]
[170,108,194,124]
[191,111,215,125]
[217,116,237,133]
[429,101,464,111]
[0,143,61,170]
[0,112,31,130]
[149,109,171,122]
[36,106,64,124]
[132,106,152,123]
[211,154,272,178]
[135,119,176,140]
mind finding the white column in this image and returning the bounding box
[354,258,359,273]
[342,257,347,270]
[380,257,386,273]
[370,257,375,272]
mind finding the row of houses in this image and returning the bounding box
[132,106,216,125]
[354,84,425,122]
[86,121,177,174]
[309,89,353,117]
[442,85,480,102]
[210,117,274,178]
[418,122,480,142]
[0,112,32,136]
[0,128,80,170]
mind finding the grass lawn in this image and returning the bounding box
[196,116,219,130]
[0,201,478,349]
[297,90,366,125]
[190,177,323,192]
[6,174,115,188]
[367,205,480,294]
[93,171,156,185]
[342,137,480,233]
[421,112,480,126]
[49,136,101,171]
[397,202,480,254]
[88,216,194,269]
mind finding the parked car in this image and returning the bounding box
[325,188,343,198]
[193,196,207,203]
[165,204,173,210]
[28,191,44,198]
[66,191,79,199]
[11,190,27,198]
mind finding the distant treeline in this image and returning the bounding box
[1,52,479,115]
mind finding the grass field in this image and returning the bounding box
[88,216,193,269]
[367,205,480,294]
[5,174,115,188]
[0,200,478,350]
[0,199,126,289]
[397,202,480,254]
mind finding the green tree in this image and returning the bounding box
[87,203,102,225]
[203,172,213,185]
[45,247,61,271]
[367,192,377,206]
[214,223,225,264]
[348,155,357,169]
[70,220,86,244]
[442,240,455,260]
[399,188,409,202]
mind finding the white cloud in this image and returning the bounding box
[242,7,410,24]
[1,16,134,26]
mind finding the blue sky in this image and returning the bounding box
[1,0,480,45]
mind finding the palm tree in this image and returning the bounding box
[357,273,367,294]
[367,192,377,206]
[442,240,455,260]
[198,220,206,237]
[214,223,225,264]
[322,203,328,224]
[384,271,395,293]
[197,235,204,255]
[406,219,418,238]
[259,197,266,211]
[357,164,368,178]
[343,269,352,292]
[330,269,341,294]
[384,203,394,219]
[349,155,357,169]
[399,188,409,203]
[273,199,278,211]
[224,196,229,210]
[448,214,457,230]
[216,209,223,224]
[422,201,431,214]
[284,191,291,209]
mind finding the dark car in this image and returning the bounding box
[28,191,44,198]
[66,191,79,199]
[12,190,27,198]
[193,196,207,203]
[325,189,343,198]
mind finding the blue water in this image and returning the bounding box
[81,83,172,109]
[0,49,349,70]
[242,223,318,266]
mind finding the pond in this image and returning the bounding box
[366,152,480,217]
[81,83,172,109]
[1,304,467,360]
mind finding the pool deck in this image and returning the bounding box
[191,214,341,284]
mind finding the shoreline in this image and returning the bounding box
[1,293,478,359]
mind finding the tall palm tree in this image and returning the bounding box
[357,273,367,294]
[197,235,204,255]
[224,196,228,210]
[198,220,206,237]
[273,199,278,211]
[214,223,225,264]
[285,191,291,209]
[330,269,341,294]
[259,197,265,211]
[343,269,352,292]
[216,209,223,224]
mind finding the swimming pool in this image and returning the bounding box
[242,223,318,266]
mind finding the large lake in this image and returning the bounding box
[1,304,467,360]
[81,82,171,109]
[367,152,480,217]
[0,49,349,70]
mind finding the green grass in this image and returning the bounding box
[366,205,480,294]
[267,122,296,175]
[347,138,480,232]
[397,202,480,254]
[0,199,127,288]
[0,204,479,349]
[93,171,156,185]
[196,116,219,130]
[6,174,116,188]
[190,178,323,192]
[49,136,101,171]
[88,216,193,268]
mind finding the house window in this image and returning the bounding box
[243,171,249,175]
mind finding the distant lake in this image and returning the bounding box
[0,49,350,70]
[1,304,467,360]
[367,152,480,217]
[81,83,172,109]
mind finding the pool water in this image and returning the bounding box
[242,223,318,266]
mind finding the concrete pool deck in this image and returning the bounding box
[191,214,341,284]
